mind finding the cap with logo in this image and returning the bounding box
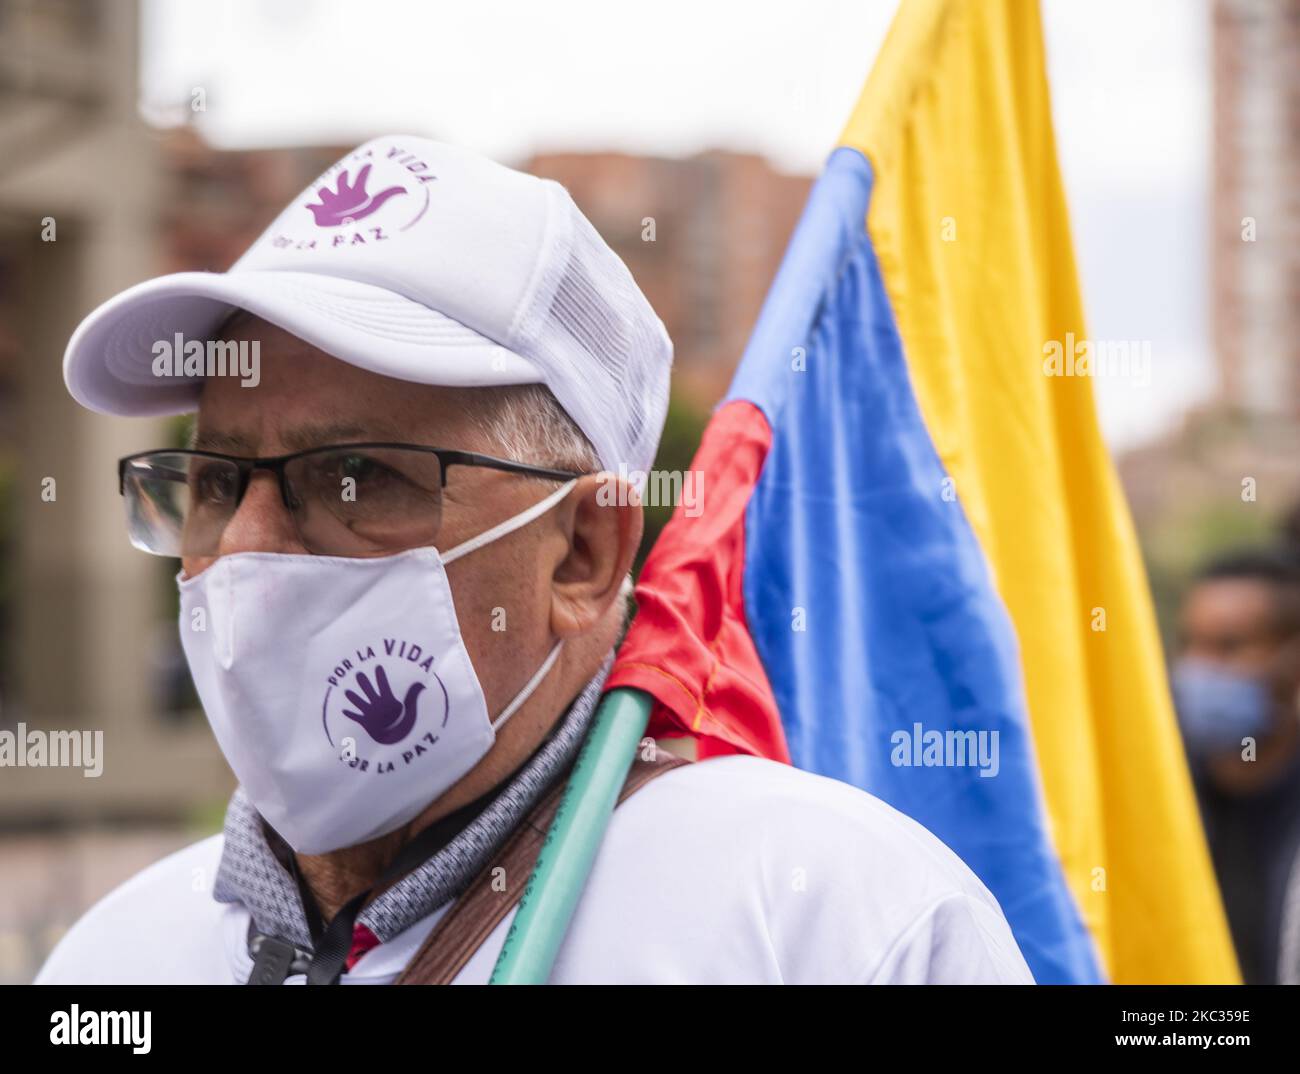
[62,136,673,475]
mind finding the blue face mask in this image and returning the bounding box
[1171,658,1273,755]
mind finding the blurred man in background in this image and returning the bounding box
[1173,546,1300,983]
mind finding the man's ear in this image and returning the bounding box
[549,473,642,639]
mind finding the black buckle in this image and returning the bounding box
[246,931,313,985]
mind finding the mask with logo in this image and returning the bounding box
[178,480,575,854]
[1170,657,1273,756]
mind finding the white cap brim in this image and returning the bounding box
[63,269,544,417]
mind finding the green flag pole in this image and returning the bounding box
[489,686,652,984]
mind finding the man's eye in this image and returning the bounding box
[338,454,379,480]
[322,454,408,496]
[193,465,237,504]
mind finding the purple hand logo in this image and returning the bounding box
[305,164,406,227]
[342,664,425,745]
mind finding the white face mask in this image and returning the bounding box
[177,479,576,855]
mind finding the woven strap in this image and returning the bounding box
[393,749,689,984]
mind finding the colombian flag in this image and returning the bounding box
[607,0,1240,984]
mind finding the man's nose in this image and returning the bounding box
[215,471,304,556]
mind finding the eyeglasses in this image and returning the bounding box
[118,443,585,557]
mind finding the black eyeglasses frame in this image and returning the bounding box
[117,443,587,511]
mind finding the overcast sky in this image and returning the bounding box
[140,0,1212,452]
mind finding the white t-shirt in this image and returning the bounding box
[34,755,1034,984]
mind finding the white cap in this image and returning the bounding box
[62,135,673,474]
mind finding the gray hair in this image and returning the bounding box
[470,383,636,626]
[470,382,601,475]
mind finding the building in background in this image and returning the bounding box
[0,0,232,827]
[1211,0,1299,416]
[1116,0,1300,643]
[0,0,232,985]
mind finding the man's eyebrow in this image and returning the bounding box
[279,420,409,452]
[190,428,254,452]
[189,420,415,455]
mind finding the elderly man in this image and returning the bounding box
[36,137,1031,985]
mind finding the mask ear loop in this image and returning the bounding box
[441,479,579,566]
[437,478,578,730]
[491,638,564,731]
